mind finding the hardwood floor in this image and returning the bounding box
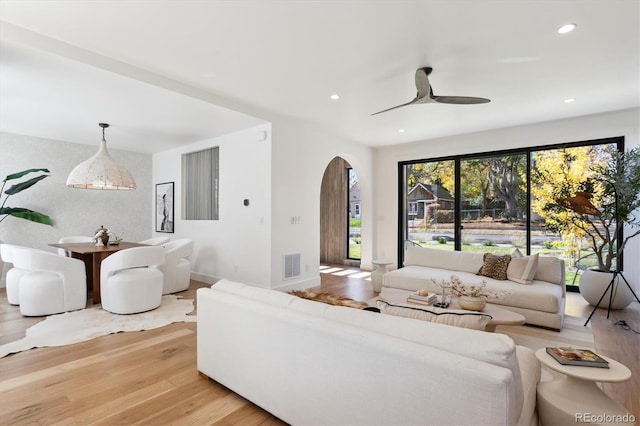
[1,266,638,424]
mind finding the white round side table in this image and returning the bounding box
[535,348,633,426]
[370,260,392,292]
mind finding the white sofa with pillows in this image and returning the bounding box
[197,279,540,426]
[383,246,566,330]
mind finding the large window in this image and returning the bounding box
[182,146,219,220]
[399,137,622,291]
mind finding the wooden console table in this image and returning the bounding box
[49,241,148,304]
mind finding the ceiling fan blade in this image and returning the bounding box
[432,95,491,104]
[370,98,419,116]
[415,67,433,98]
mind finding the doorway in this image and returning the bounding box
[320,156,360,266]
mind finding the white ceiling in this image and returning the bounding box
[1,0,638,154]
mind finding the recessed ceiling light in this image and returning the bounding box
[564,98,576,103]
[398,129,405,133]
[557,23,577,34]
[330,94,340,100]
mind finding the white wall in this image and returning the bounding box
[270,119,374,290]
[0,131,152,286]
[373,108,640,291]
[152,124,272,287]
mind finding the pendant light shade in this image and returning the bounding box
[66,123,136,190]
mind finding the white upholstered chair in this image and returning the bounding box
[1,243,33,305]
[139,236,171,246]
[11,246,87,316]
[156,238,193,294]
[100,246,165,314]
[57,235,93,256]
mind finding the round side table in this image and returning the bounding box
[370,260,392,292]
[535,348,633,425]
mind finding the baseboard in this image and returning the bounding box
[272,276,320,292]
[190,272,217,285]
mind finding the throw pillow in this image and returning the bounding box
[289,290,368,309]
[376,300,492,331]
[477,253,511,280]
[507,249,539,285]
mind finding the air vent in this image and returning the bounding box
[283,253,301,280]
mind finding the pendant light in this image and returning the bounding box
[66,123,136,190]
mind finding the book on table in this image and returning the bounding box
[407,293,437,305]
[546,347,609,368]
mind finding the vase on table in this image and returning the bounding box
[458,295,486,311]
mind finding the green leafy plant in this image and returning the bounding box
[0,168,53,226]
[543,147,640,271]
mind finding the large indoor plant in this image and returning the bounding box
[0,168,53,226]
[543,147,640,307]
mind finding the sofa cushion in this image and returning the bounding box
[478,253,511,280]
[376,299,492,330]
[507,250,539,285]
[534,256,564,285]
[404,246,484,274]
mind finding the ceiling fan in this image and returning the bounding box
[371,67,490,115]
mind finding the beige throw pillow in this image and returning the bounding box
[507,249,539,285]
[376,300,492,331]
[477,253,511,280]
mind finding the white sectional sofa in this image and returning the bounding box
[197,279,540,426]
[383,246,566,330]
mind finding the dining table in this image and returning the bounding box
[49,241,149,304]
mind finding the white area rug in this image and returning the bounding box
[0,295,196,358]
[496,315,594,351]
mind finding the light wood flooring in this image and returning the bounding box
[1,265,638,424]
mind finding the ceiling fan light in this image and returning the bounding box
[66,123,136,190]
[557,23,577,34]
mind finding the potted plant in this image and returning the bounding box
[543,147,640,308]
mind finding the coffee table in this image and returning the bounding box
[535,348,632,425]
[376,287,525,332]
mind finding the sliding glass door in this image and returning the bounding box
[399,137,622,291]
[460,154,528,256]
[403,160,455,251]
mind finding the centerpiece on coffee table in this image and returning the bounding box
[446,275,508,311]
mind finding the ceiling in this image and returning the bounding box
[1,1,638,154]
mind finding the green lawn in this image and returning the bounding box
[348,243,361,259]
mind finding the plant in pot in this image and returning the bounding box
[536,146,640,309]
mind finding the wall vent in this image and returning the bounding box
[283,253,301,280]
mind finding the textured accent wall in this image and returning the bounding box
[0,132,152,287]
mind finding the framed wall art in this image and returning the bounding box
[156,182,174,233]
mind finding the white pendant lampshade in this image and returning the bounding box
[66,123,136,190]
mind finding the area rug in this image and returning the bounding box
[495,315,594,351]
[0,295,196,358]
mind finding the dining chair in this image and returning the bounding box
[100,246,165,314]
[57,236,94,256]
[139,236,171,246]
[155,238,193,294]
[11,246,87,316]
[1,243,33,305]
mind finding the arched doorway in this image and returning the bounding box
[320,156,360,266]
